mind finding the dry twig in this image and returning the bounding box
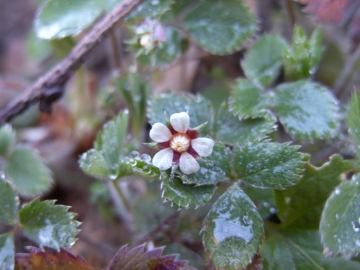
[0,0,144,124]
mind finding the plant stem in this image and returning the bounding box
[107,180,133,224]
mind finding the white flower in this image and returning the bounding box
[149,112,215,174]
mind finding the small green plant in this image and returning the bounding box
[1,0,360,269]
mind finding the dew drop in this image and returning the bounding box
[334,187,341,195]
[139,153,151,163]
[130,150,140,158]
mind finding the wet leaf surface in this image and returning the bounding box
[229,79,273,118]
[234,141,309,189]
[283,27,323,80]
[242,34,287,88]
[183,0,257,54]
[35,0,106,39]
[202,184,264,269]
[0,233,14,270]
[19,199,80,251]
[274,80,338,141]
[0,124,16,157]
[214,103,275,146]
[161,171,216,208]
[0,175,19,225]
[320,174,360,257]
[177,142,231,185]
[7,146,53,196]
[348,91,360,161]
[261,229,360,270]
[275,155,353,229]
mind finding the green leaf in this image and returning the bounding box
[229,79,272,118]
[0,175,19,225]
[95,111,129,166]
[320,174,360,257]
[0,124,16,157]
[283,26,323,80]
[275,155,353,229]
[177,142,231,185]
[242,34,288,87]
[214,103,275,146]
[79,149,109,179]
[234,141,309,189]
[161,171,215,208]
[15,247,94,270]
[202,184,263,269]
[7,146,53,196]
[128,0,173,21]
[149,93,213,135]
[183,0,257,54]
[19,199,80,251]
[137,26,182,67]
[274,80,338,140]
[35,0,106,39]
[261,229,360,270]
[348,91,360,161]
[0,233,14,270]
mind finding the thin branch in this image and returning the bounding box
[0,0,144,124]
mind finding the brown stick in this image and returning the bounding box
[0,0,144,124]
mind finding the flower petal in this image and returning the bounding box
[170,112,190,133]
[179,152,200,174]
[152,148,173,170]
[191,138,215,157]
[150,123,172,142]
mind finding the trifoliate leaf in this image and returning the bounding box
[177,142,231,185]
[95,111,129,166]
[161,171,215,208]
[19,199,80,251]
[320,174,360,257]
[0,124,16,157]
[242,34,288,87]
[202,184,263,269]
[234,141,309,189]
[275,155,353,229]
[283,26,323,80]
[229,79,272,118]
[108,244,196,270]
[0,233,14,270]
[183,0,257,54]
[348,91,360,161]
[274,80,338,140]
[149,93,213,135]
[214,103,276,146]
[0,175,19,225]
[128,0,173,21]
[35,0,106,39]
[261,229,360,270]
[15,247,94,270]
[7,146,53,196]
[137,26,182,67]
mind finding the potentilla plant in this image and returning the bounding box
[2,0,360,269]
